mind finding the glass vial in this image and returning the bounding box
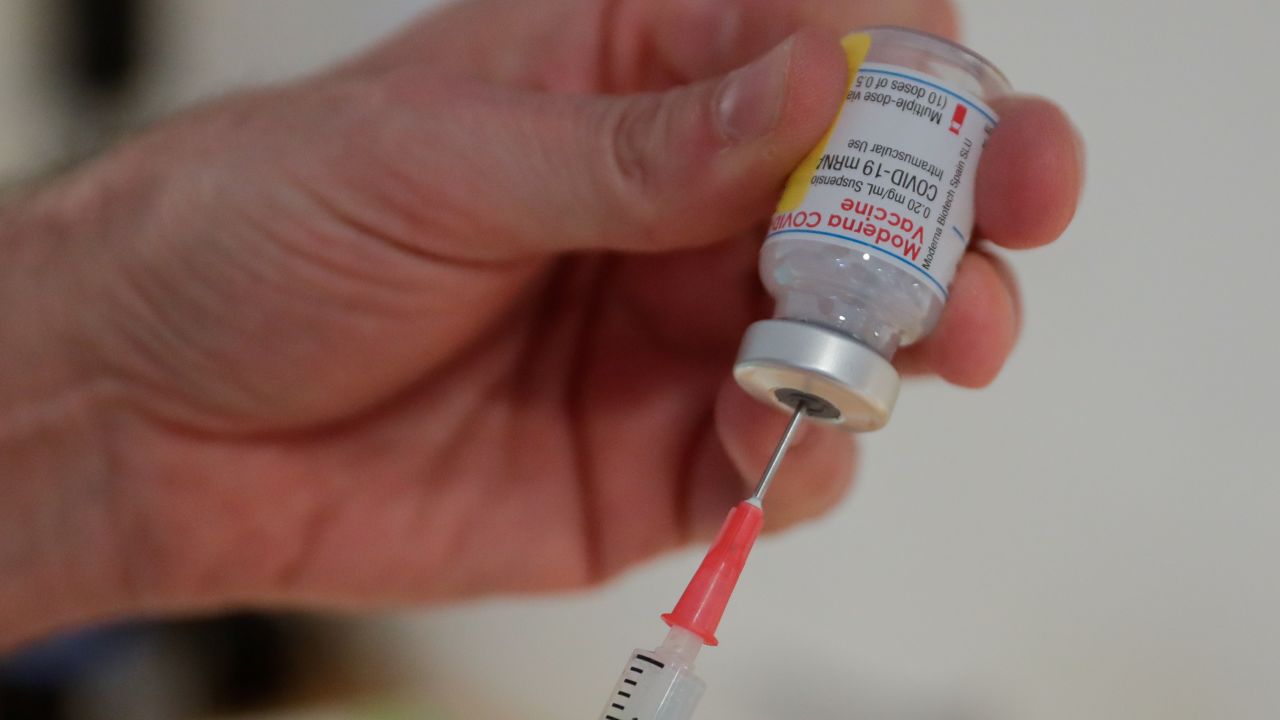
[735,27,1010,431]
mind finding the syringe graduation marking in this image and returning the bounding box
[635,655,665,668]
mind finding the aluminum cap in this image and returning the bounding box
[734,319,900,432]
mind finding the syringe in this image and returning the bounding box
[597,400,813,720]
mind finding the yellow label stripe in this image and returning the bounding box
[775,33,871,213]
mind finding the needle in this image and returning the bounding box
[660,400,811,648]
[750,403,808,503]
[658,400,812,652]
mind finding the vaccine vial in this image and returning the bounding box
[735,27,1010,431]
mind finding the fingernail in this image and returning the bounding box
[715,37,794,143]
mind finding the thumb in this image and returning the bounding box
[383,30,849,260]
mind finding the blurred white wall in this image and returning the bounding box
[2,1,1278,718]
[0,0,59,177]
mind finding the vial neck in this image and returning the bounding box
[774,291,902,358]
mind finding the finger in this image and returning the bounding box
[712,382,857,534]
[345,0,602,89]
[976,95,1085,249]
[373,31,849,261]
[350,0,957,91]
[893,248,1020,387]
[643,0,959,84]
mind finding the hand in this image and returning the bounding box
[0,0,1082,649]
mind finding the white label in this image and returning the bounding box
[769,62,998,300]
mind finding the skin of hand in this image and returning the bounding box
[0,0,1082,650]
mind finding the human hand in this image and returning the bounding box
[0,0,1082,648]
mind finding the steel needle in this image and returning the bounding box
[750,403,808,503]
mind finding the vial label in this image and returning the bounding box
[770,62,998,300]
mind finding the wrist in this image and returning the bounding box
[0,184,132,651]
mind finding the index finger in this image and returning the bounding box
[353,0,957,90]
[644,0,959,83]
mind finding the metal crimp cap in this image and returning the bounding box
[734,319,901,432]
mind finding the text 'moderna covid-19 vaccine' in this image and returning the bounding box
[735,27,1011,431]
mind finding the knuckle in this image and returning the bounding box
[599,95,674,240]
[916,0,959,37]
[603,98,661,192]
[860,0,958,38]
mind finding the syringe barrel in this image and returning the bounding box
[599,647,705,720]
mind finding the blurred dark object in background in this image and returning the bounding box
[45,0,151,167]
[62,0,143,97]
[0,614,303,720]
